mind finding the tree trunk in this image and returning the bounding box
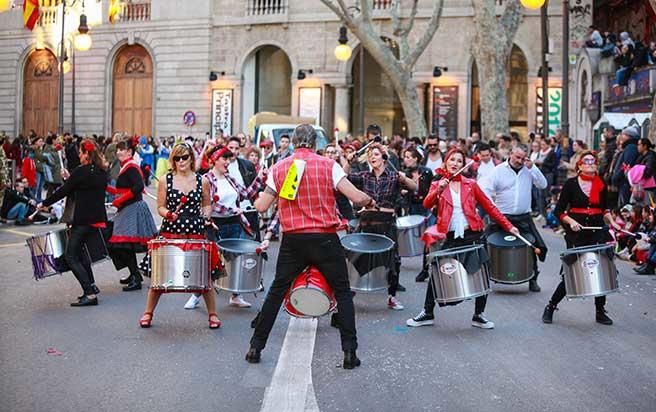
[474,49,511,139]
[649,92,656,142]
[396,80,427,138]
[650,0,656,14]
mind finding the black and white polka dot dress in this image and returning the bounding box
[138,172,205,275]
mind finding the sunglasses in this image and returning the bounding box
[173,154,190,162]
[581,158,597,165]
[426,144,438,148]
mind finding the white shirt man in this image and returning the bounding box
[475,144,496,184]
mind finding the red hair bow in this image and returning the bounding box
[82,141,95,153]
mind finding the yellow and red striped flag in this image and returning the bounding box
[23,0,39,31]
[108,0,121,24]
[0,0,14,13]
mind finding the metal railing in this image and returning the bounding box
[116,0,151,23]
[246,0,288,16]
[37,0,61,27]
[373,0,392,10]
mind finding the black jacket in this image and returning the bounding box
[236,158,256,187]
[636,150,656,180]
[404,165,433,206]
[600,136,618,181]
[43,164,108,225]
[0,189,32,219]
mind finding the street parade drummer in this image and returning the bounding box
[481,145,548,292]
[246,124,374,370]
[406,148,520,329]
[542,150,620,325]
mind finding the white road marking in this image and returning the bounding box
[260,317,320,412]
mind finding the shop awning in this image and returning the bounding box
[593,112,652,131]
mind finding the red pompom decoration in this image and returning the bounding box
[212,195,219,203]
[180,196,188,204]
[82,141,95,153]
[54,144,63,151]
[144,165,151,172]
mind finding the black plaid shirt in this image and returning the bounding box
[348,168,400,210]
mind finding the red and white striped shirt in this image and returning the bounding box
[268,148,344,233]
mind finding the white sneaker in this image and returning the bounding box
[387,296,404,310]
[472,313,495,329]
[184,294,201,309]
[229,295,252,308]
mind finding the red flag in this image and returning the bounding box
[23,0,38,31]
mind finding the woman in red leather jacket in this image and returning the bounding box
[406,148,519,329]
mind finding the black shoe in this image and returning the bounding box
[635,264,655,275]
[245,347,261,364]
[542,304,556,324]
[343,349,361,369]
[529,279,541,292]
[71,295,98,307]
[122,280,142,291]
[330,313,340,328]
[415,270,429,282]
[396,283,406,292]
[78,285,100,300]
[119,274,133,285]
[596,309,613,325]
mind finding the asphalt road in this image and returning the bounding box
[1,211,655,412]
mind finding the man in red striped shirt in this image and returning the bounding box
[246,124,374,370]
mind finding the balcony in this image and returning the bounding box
[373,0,392,10]
[246,0,288,16]
[114,0,151,23]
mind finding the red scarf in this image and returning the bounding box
[579,173,604,205]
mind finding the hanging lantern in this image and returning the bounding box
[74,13,92,51]
[334,26,352,62]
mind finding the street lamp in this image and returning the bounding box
[334,26,352,62]
[74,12,92,52]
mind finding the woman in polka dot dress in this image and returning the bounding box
[138,143,221,329]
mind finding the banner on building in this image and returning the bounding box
[432,86,458,140]
[211,89,232,138]
[536,87,563,137]
[299,88,321,124]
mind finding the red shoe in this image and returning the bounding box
[139,312,153,328]
[208,313,222,329]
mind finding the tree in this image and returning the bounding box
[470,0,523,140]
[319,0,445,137]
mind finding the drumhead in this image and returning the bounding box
[561,243,614,256]
[396,215,425,229]
[340,233,394,253]
[434,243,484,257]
[217,238,261,254]
[487,231,535,247]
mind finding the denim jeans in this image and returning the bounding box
[34,171,45,202]
[7,203,28,220]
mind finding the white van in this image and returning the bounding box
[254,124,330,154]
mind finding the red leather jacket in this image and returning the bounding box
[423,176,513,235]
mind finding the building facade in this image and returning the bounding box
[1,0,587,141]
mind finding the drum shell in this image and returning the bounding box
[430,245,490,303]
[216,239,264,293]
[396,215,427,257]
[561,245,619,298]
[150,240,210,292]
[487,236,535,284]
[284,267,336,318]
[341,233,394,292]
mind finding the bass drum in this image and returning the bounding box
[341,233,394,292]
[430,244,490,304]
[561,243,618,299]
[487,232,535,284]
[149,239,211,292]
[216,239,264,293]
[284,266,336,318]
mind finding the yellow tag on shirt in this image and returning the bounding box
[279,159,306,200]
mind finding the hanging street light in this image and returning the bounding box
[334,26,352,62]
[520,0,546,9]
[74,11,92,51]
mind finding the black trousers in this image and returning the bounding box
[424,231,487,315]
[66,225,97,295]
[250,233,357,351]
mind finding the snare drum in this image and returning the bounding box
[561,243,618,299]
[149,239,212,292]
[26,228,109,280]
[341,233,394,292]
[396,215,427,257]
[284,266,336,318]
[216,239,264,293]
[487,232,535,284]
[430,244,491,304]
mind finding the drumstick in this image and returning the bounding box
[448,160,475,181]
[145,192,157,200]
[513,232,541,255]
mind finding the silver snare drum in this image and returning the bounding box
[216,239,264,293]
[396,215,427,257]
[149,239,211,292]
[341,233,394,292]
[430,244,490,304]
[561,243,618,299]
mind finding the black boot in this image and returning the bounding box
[122,272,142,291]
[596,308,613,325]
[396,283,406,292]
[119,273,133,285]
[245,347,261,363]
[542,303,556,324]
[415,269,429,282]
[343,349,361,369]
[529,279,541,292]
[330,313,340,328]
[634,262,655,275]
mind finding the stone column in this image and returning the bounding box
[333,84,350,140]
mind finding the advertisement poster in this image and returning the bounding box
[536,87,563,137]
[299,88,322,123]
[211,89,232,138]
[431,86,458,140]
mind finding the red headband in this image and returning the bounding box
[82,141,95,153]
[210,147,231,162]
